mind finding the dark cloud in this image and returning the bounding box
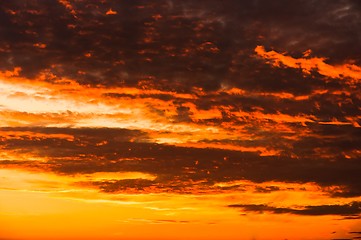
[228,201,361,216]
[174,104,192,122]
[0,0,360,92]
[340,216,361,220]
[1,127,361,196]
[254,186,280,193]
[80,177,212,194]
[88,178,155,193]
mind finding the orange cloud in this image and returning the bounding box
[58,0,77,17]
[2,67,22,78]
[105,9,117,15]
[233,110,316,125]
[255,46,361,82]
[33,43,47,49]
[177,142,280,156]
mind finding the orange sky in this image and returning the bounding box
[0,1,361,239]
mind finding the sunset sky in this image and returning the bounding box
[0,1,361,239]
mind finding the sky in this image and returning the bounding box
[0,0,361,239]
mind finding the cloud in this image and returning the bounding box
[0,0,360,199]
[255,45,361,82]
[120,218,192,224]
[0,0,360,91]
[229,201,361,216]
[85,179,156,193]
[0,126,360,196]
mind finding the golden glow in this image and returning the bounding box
[1,168,360,239]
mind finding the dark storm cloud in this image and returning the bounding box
[1,127,361,196]
[0,0,360,92]
[228,201,361,216]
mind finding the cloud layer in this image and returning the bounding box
[0,1,361,239]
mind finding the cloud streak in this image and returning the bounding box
[229,201,361,216]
